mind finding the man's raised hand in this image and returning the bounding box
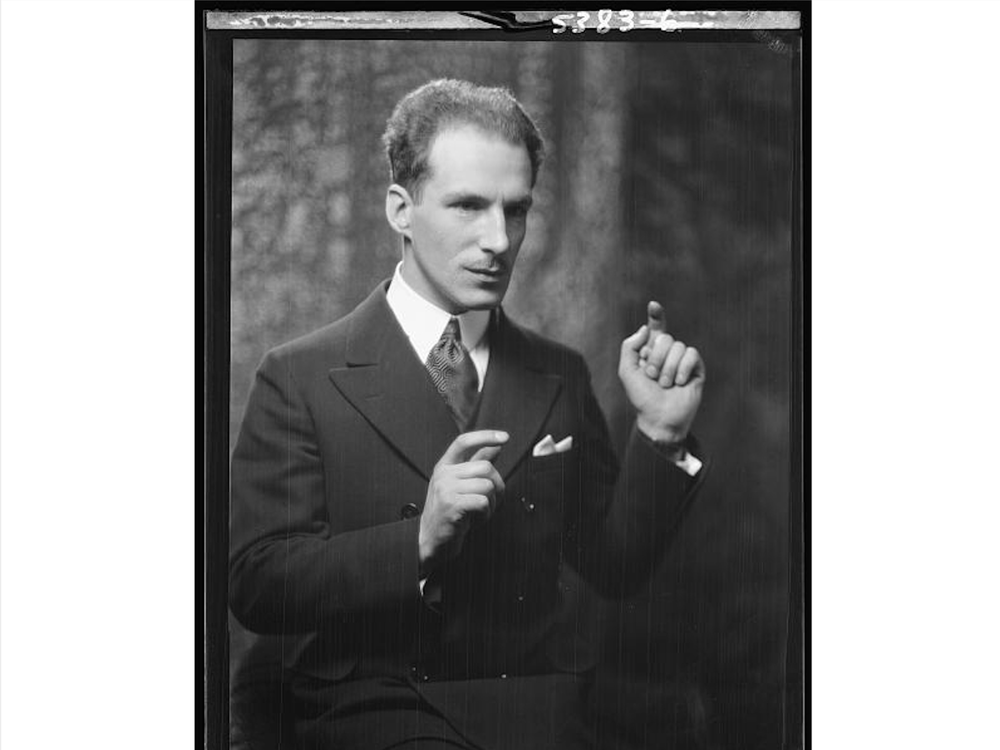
[419,430,508,577]
[620,301,705,445]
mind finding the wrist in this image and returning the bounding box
[418,541,432,579]
[418,532,444,579]
[635,416,687,447]
[417,526,431,578]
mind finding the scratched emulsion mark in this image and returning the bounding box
[737,10,798,57]
[205,11,496,30]
[206,10,800,32]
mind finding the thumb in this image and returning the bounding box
[647,300,667,333]
[620,324,649,368]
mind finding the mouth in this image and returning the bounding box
[467,266,506,280]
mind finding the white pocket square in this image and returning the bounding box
[532,434,573,457]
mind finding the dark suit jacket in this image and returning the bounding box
[229,282,706,743]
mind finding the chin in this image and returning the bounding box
[458,286,507,311]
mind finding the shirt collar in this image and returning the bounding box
[385,262,491,364]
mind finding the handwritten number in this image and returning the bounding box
[552,9,645,34]
[597,9,612,33]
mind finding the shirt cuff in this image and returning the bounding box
[638,428,703,477]
[671,449,703,477]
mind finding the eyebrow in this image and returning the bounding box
[441,191,533,210]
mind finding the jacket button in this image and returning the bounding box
[400,503,420,519]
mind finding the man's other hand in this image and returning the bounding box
[619,301,705,445]
[419,430,508,577]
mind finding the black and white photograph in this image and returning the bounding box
[211,10,803,750]
[7,3,1000,750]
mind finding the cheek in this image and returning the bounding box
[417,221,458,264]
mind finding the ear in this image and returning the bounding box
[385,184,413,238]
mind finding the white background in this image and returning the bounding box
[2,1,998,747]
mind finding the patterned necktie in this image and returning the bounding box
[425,317,479,430]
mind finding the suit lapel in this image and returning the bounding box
[474,311,563,479]
[328,284,458,481]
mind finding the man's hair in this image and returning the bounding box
[382,79,545,200]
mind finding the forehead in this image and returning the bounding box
[423,125,532,196]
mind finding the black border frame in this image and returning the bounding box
[197,5,810,747]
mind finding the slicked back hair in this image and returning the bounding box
[382,79,545,201]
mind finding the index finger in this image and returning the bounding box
[470,444,503,463]
[647,300,667,333]
[439,430,509,466]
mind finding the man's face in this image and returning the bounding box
[391,125,534,314]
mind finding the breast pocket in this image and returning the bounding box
[529,450,572,474]
[525,449,576,522]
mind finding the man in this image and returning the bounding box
[229,79,708,750]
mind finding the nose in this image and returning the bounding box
[480,205,510,255]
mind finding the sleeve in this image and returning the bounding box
[565,356,709,598]
[228,350,422,635]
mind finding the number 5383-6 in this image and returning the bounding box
[551,10,635,33]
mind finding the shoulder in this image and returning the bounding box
[499,312,590,381]
[257,317,348,379]
[266,317,349,363]
[258,284,386,375]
